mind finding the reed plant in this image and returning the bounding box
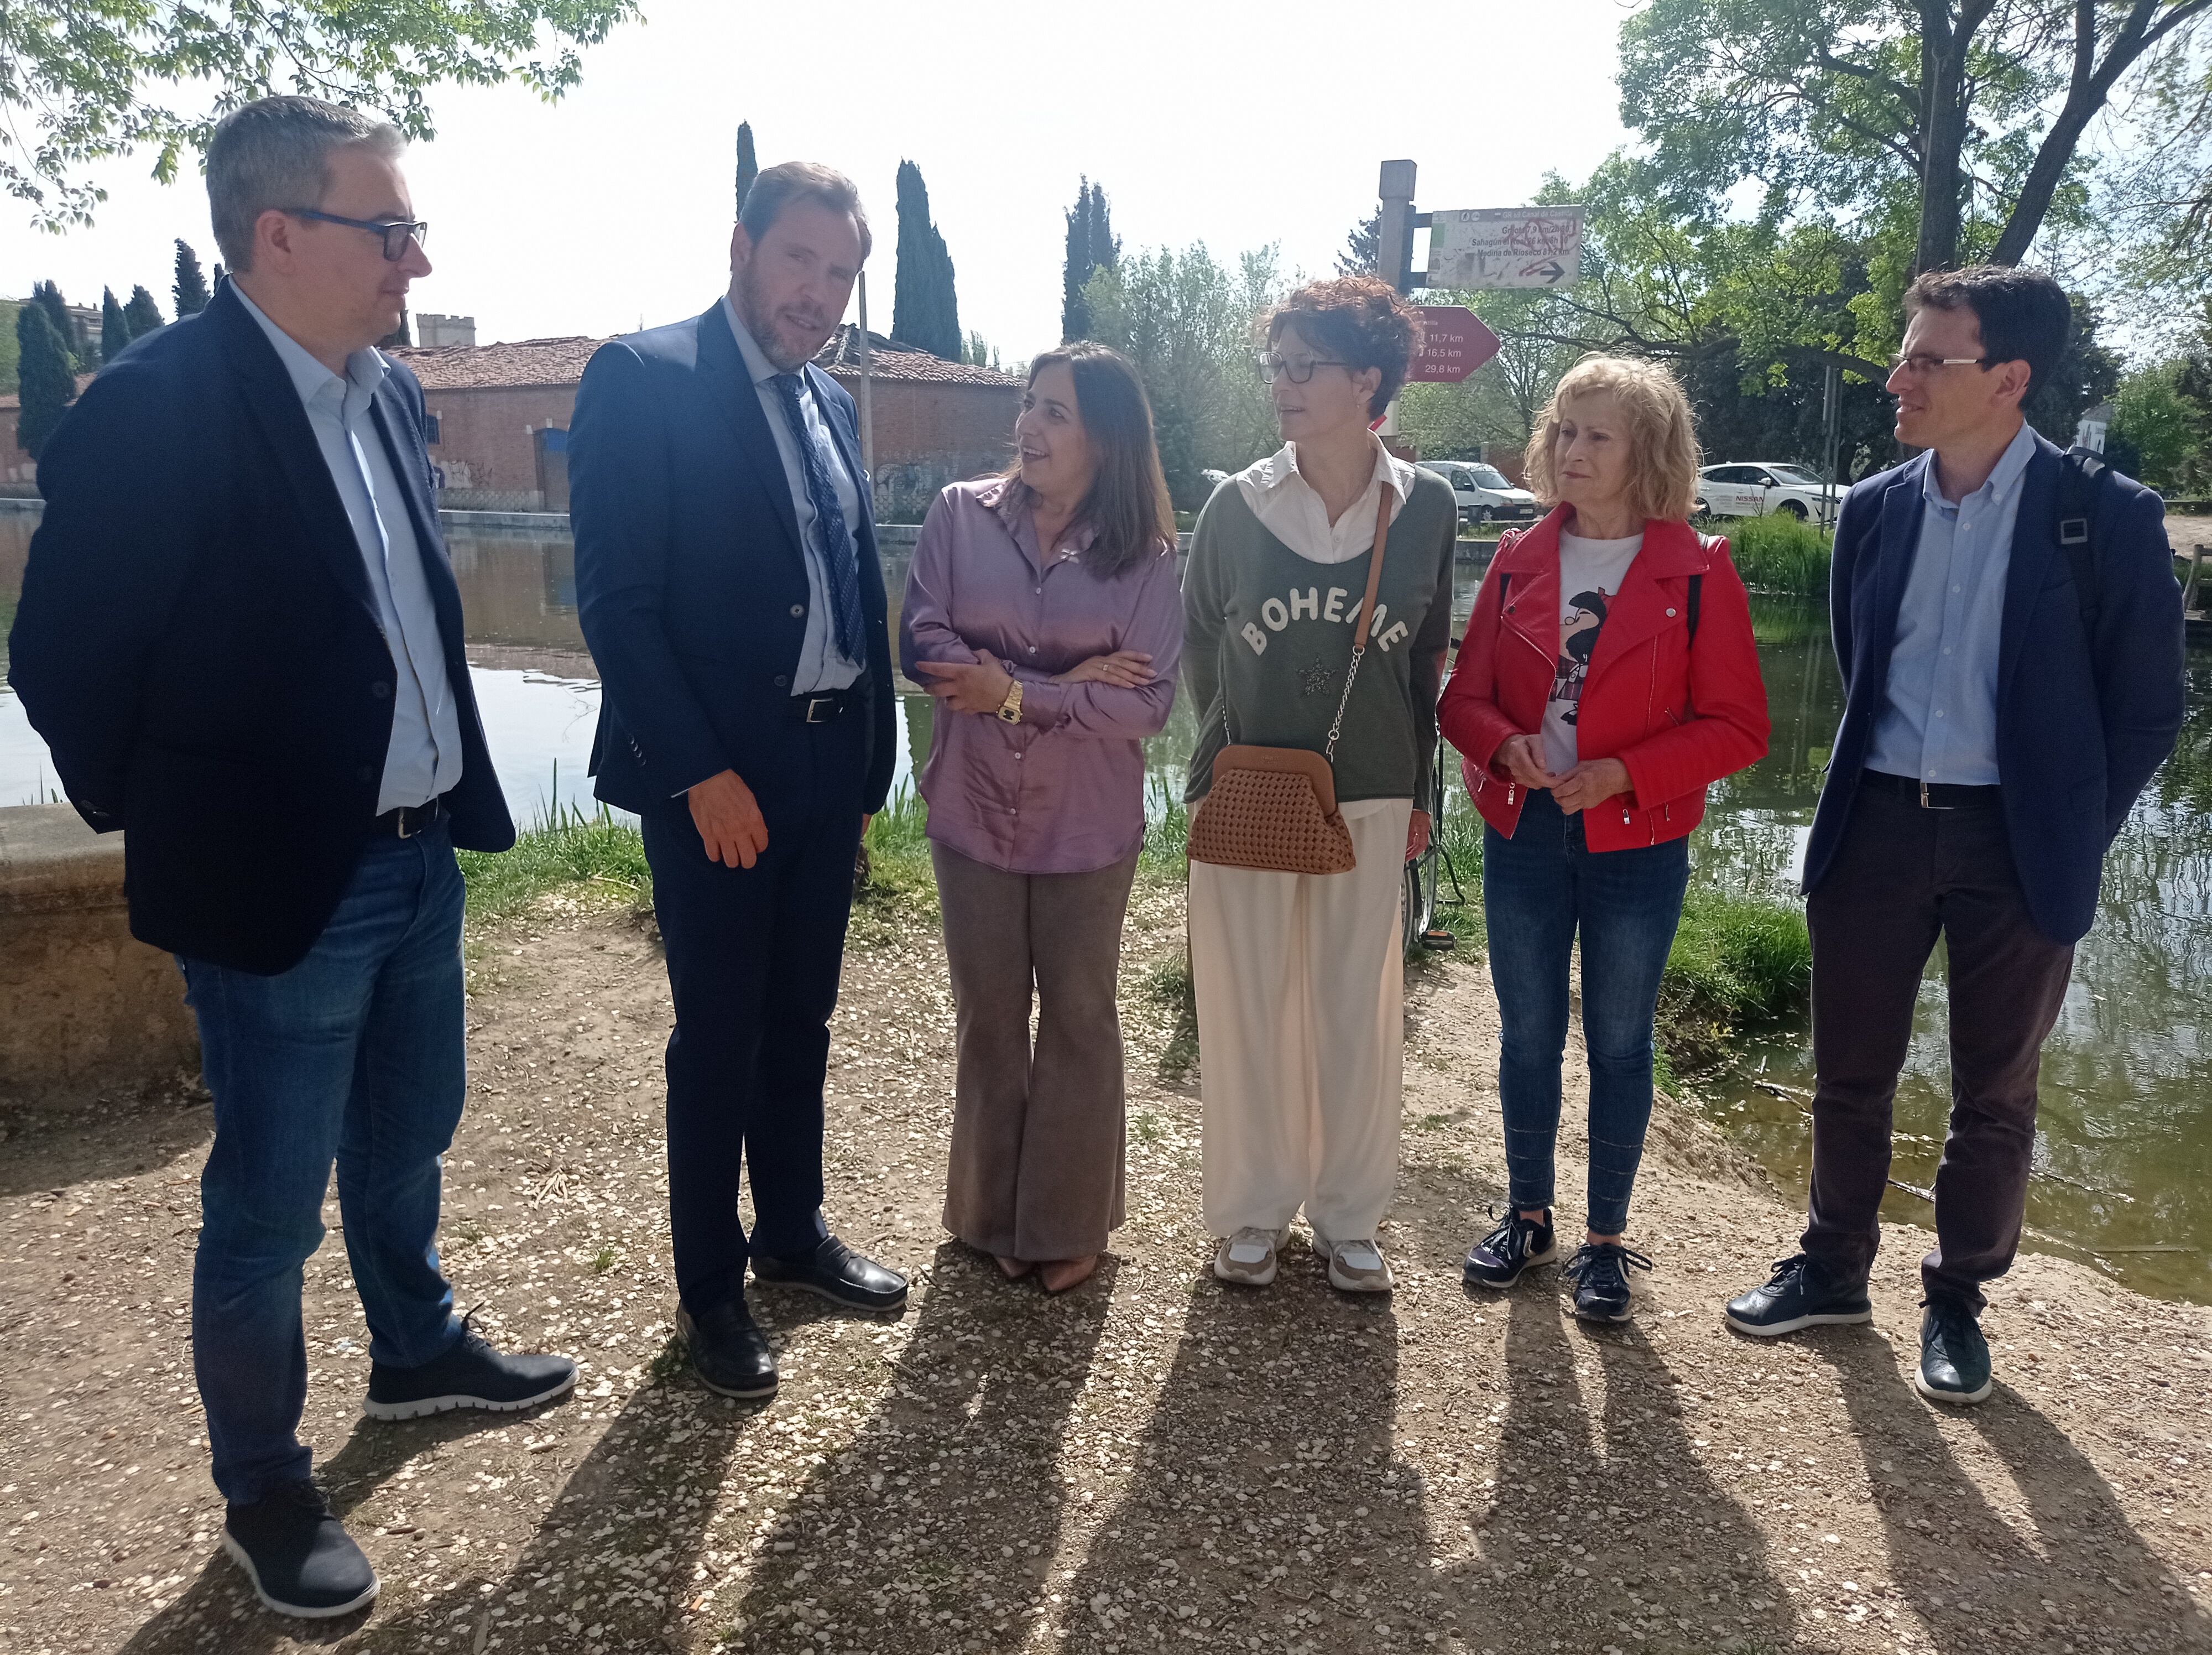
[1708,511,1834,596]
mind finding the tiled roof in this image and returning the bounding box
[389,321,1022,393]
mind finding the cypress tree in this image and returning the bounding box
[1061,179,1120,342]
[1336,210,1381,277]
[891,160,962,361]
[174,241,212,316]
[735,122,759,217]
[100,287,130,364]
[123,285,165,339]
[32,281,76,363]
[17,303,77,460]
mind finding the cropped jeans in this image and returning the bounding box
[1483,789,1691,1237]
[181,824,468,1505]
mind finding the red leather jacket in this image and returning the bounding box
[1438,509,1771,851]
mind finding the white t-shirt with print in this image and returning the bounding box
[1540,529,1644,776]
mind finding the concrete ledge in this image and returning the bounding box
[0,805,199,1110]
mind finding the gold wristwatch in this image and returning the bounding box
[996,678,1025,724]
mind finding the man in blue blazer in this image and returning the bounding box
[570,162,905,1403]
[9,97,575,1618]
[1725,266,2184,1402]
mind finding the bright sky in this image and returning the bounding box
[0,0,1631,362]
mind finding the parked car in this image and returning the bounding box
[1696,461,1839,523]
[1419,460,1542,524]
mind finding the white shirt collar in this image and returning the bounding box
[1242,434,1416,504]
[232,281,387,412]
[1922,419,2037,512]
[1234,433,1416,564]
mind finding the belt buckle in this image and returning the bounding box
[395,806,415,838]
[805,695,834,724]
[1918,779,1953,811]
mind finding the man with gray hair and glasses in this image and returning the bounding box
[8,95,575,1620]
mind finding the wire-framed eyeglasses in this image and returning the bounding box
[1888,352,1990,377]
[1255,350,1350,384]
[280,209,429,262]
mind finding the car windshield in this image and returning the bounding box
[1467,465,1512,488]
[1764,464,1822,485]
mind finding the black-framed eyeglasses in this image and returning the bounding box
[1255,350,1349,384]
[280,208,429,261]
[1888,352,1989,377]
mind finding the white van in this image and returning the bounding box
[1418,460,1542,525]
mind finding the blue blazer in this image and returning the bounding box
[7,281,514,974]
[569,301,896,821]
[1802,431,2184,944]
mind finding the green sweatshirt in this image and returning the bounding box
[1182,471,1459,807]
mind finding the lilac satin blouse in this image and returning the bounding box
[899,477,1183,874]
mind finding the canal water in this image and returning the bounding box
[3,511,2206,1303]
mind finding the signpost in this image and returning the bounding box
[1425,207,1585,290]
[1408,306,1500,383]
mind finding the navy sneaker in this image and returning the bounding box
[1463,1208,1558,1289]
[1724,1253,1874,1336]
[363,1319,577,1422]
[1914,1299,1993,1405]
[221,1481,377,1619]
[1562,1241,1652,1321]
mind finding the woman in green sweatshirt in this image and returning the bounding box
[1183,275,1459,1293]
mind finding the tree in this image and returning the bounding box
[173,241,211,316]
[1061,178,1120,342]
[30,280,75,363]
[0,0,639,230]
[16,301,76,459]
[122,285,165,339]
[1618,0,2212,277]
[2110,362,2201,491]
[1336,209,1381,277]
[891,160,962,360]
[0,300,18,394]
[735,121,758,217]
[963,331,1001,371]
[380,307,413,349]
[100,287,130,364]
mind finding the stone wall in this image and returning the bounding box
[0,806,199,1110]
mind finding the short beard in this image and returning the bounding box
[735,263,812,373]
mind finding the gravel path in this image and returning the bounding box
[2,881,2207,1655]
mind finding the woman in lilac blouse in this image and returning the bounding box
[899,342,1183,1294]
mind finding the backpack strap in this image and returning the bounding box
[2058,444,2105,632]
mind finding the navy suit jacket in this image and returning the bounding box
[6,281,514,974]
[1802,430,2184,944]
[568,302,895,822]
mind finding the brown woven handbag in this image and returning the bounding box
[1188,490,1392,875]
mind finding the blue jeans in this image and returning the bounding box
[1483,790,1689,1237]
[182,824,468,1504]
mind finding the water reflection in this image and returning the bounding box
[2,513,2207,1300]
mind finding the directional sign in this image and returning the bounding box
[1408,306,1500,384]
[1426,207,1585,290]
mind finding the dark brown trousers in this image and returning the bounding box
[932,842,1140,1262]
[1803,779,2075,1309]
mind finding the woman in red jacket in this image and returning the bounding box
[1439,355,1770,1321]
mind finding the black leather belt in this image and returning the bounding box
[786,681,867,724]
[1861,769,2001,811]
[373,795,448,837]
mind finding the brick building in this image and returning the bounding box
[393,322,1024,515]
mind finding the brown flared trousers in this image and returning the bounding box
[931,841,1140,1261]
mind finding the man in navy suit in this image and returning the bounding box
[570,162,906,1403]
[9,97,574,1618]
[1725,266,2184,1403]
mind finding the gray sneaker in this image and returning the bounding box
[1311,1231,1395,1292]
[1213,1226,1288,1287]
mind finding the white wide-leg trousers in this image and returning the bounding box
[1188,796,1412,1243]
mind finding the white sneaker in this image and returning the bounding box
[1213,1226,1288,1287]
[1311,1231,1394,1293]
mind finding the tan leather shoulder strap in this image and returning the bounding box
[1352,486,1392,648]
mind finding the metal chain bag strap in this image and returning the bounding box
[1187,490,1393,875]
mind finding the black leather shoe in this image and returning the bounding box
[1724,1253,1874,1336]
[1914,1299,1993,1405]
[364,1320,577,1421]
[222,1481,378,1618]
[678,1300,779,1400]
[752,1235,909,1312]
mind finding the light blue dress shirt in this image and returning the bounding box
[234,285,463,813]
[719,296,864,694]
[1866,420,2039,787]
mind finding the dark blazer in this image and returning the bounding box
[1803,431,2184,944]
[6,282,513,975]
[568,301,896,820]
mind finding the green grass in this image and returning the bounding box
[456,800,652,925]
[1656,886,1813,1073]
[1705,511,1834,596]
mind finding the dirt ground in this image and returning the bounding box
[2,877,2208,1655]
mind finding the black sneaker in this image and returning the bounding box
[1562,1241,1652,1321]
[221,1481,378,1619]
[363,1318,578,1422]
[1724,1253,1874,1336]
[1462,1208,1558,1289]
[1914,1299,1993,1405]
